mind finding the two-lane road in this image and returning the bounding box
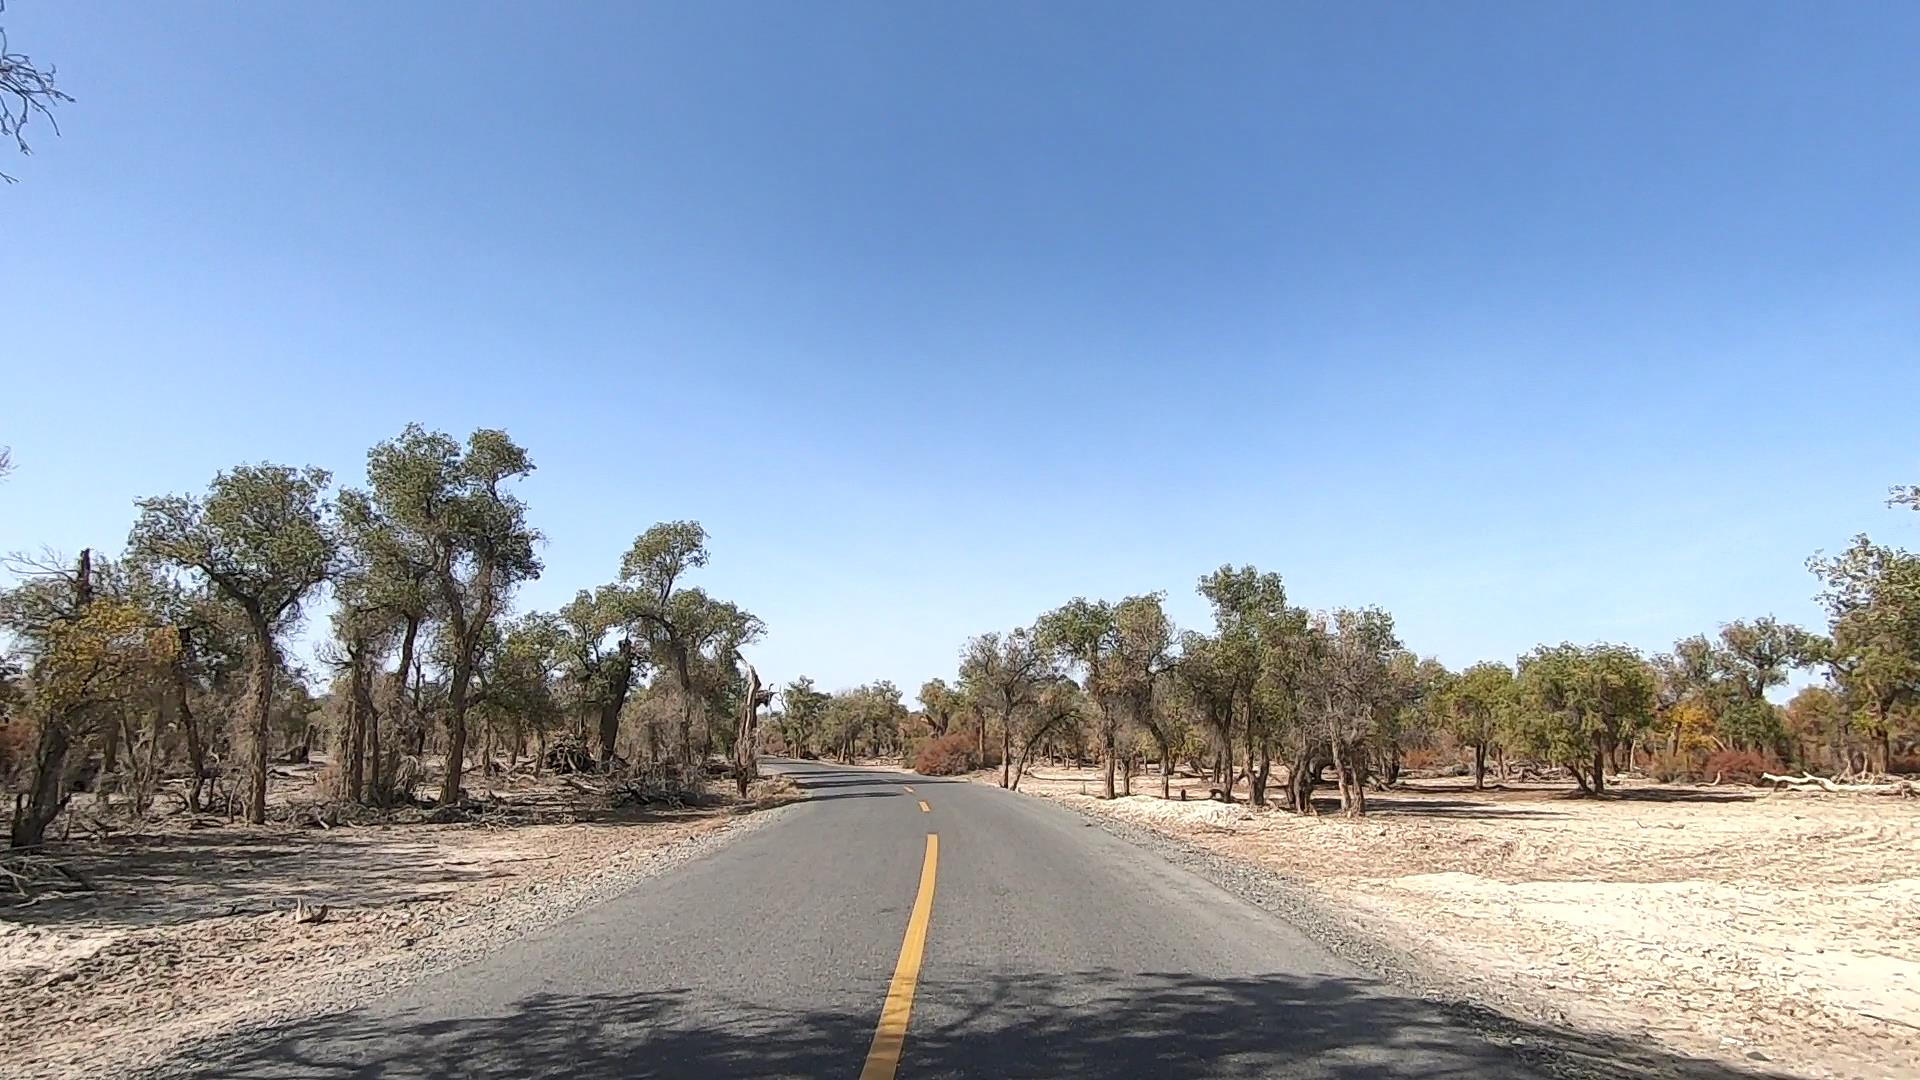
[202,761,1536,1078]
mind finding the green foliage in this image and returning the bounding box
[1514,642,1657,790]
[1442,661,1515,752]
[129,464,337,628]
[779,676,830,756]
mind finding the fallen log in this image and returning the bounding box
[1762,772,1916,797]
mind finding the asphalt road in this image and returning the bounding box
[202,760,1541,1079]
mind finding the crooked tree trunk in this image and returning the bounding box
[244,621,278,825]
[438,656,473,806]
[1330,734,1356,816]
[597,639,635,768]
[392,614,420,761]
[1250,744,1272,806]
[173,628,207,812]
[13,717,73,848]
[734,664,772,798]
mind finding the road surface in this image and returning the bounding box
[200,760,1539,1078]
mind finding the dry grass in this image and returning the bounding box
[0,767,802,1080]
[990,765,1920,1080]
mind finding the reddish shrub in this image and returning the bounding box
[1888,753,1920,777]
[1703,749,1781,786]
[912,733,975,776]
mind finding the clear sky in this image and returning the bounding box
[4,2,1918,699]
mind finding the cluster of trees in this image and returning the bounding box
[0,426,775,847]
[773,484,1919,815]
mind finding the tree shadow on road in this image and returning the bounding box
[192,968,1786,1080]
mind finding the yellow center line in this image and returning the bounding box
[859,833,939,1080]
[902,785,915,793]
[917,800,931,813]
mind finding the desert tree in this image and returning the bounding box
[1441,661,1515,789]
[129,465,336,823]
[1105,595,1177,797]
[323,570,394,803]
[958,627,1053,788]
[1808,536,1920,775]
[473,612,566,771]
[1378,652,1449,787]
[1783,684,1848,773]
[336,485,438,771]
[1,6,73,183]
[1035,597,1123,797]
[1,551,173,845]
[733,662,775,796]
[1310,608,1403,815]
[1198,566,1308,807]
[1004,678,1085,791]
[779,676,829,758]
[618,521,762,763]
[1514,643,1658,795]
[918,677,961,738]
[361,426,540,805]
[557,585,644,767]
[1713,617,1819,751]
[1172,631,1238,798]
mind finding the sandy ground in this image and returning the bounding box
[0,769,800,1080]
[982,765,1920,1080]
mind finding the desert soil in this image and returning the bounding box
[0,769,799,1080]
[986,765,1920,1080]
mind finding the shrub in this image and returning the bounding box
[1648,750,1698,784]
[1703,749,1781,786]
[912,733,975,776]
[1400,747,1446,773]
[0,717,35,784]
[1888,753,1920,777]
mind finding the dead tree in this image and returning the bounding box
[733,663,775,798]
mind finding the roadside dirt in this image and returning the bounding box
[982,766,1920,1080]
[0,770,801,1080]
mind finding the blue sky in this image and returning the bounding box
[3,2,1917,698]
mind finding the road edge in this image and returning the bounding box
[982,782,1779,1080]
[128,796,806,1080]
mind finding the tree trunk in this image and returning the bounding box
[1568,758,1593,795]
[734,664,768,798]
[1592,745,1608,796]
[1330,734,1357,816]
[597,640,634,768]
[245,623,278,825]
[1159,736,1172,799]
[391,614,419,763]
[12,717,73,848]
[1473,743,1486,790]
[1250,744,1271,806]
[345,649,369,802]
[1101,714,1116,799]
[173,629,207,812]
[438,657,472,806]
[1871,726,1890,775]
[1000,718,1012,789]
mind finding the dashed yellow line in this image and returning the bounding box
[917,800,930,813]
[858,834,939,1080]
[902,785,915,793]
